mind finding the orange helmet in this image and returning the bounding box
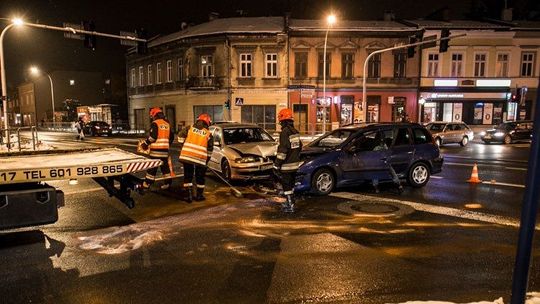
[278,108,294,122]
[197,113,212,126]
[149,107,162,118]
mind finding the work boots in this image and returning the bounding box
[194,188,206,201]
[183,188,193,203]
[282,194,295,213]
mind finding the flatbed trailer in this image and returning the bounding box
[0,148,161,229]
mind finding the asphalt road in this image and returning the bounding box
[1,131,539,304]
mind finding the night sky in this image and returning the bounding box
[1,0,538,89]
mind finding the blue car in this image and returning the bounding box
[295,123,443,195]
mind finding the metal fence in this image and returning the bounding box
[39,122,146,135]
[0,126,40,152]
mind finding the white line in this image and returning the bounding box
[430,176,443,179]
[505,167,527,171]
[445,162,527,171]
[444,162,474,167]
[63,187,104,195]
[330,192,537,229]
[481,181,525,188]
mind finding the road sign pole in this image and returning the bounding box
[511,76,540,303]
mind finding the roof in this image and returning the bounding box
[404,19,509,30]
[150,17,284,47]
[289,19,417,32]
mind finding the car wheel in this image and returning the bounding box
[221,160,232,181]
[311,168,335,195]
[460,136,468,147]
[504,135,512,144]
[407,162,430,188]
[435,137,442,147]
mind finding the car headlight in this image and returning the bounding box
[235,156,259,163]
[494,132,505,137]
[480,131,486,136]
[95,126,100,129]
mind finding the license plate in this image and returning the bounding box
[260,164,273,170]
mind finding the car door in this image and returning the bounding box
[339,130,391,184]
[207,127,223,172]
[388,126,415,175]
[446,124,459,143]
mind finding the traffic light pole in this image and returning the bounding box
[0,20,147,131]
[361,33,466,122]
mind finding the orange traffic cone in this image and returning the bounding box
[467,163,482,183]
[168,156,176,177]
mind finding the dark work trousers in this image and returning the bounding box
[182,162,207,189]
[145,156,171,185]
[279,170,297,196]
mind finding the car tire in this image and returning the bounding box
[407,162,430,188]
[221,160,232,181]
[435,137,442,147]
[504,135,512,144]
[460,136,468,147]
[311,168,335,196]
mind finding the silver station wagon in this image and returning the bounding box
[208,123,278,180]
[425,121,474,147]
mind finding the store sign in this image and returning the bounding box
[434,79,458,87]
[426,92,508,100]
[388,96,395,104]
[430,93,465,99]
[476,79,511,87]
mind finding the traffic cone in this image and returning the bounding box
[467,163,482,183]
[168,156,176,177]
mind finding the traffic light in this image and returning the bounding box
[136,28,148,55]
[407,31,423,58]
[439,29,450,53]
[83,21,96,50]
[224,100,230,109]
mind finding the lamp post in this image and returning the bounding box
[322,14,336,133]
[1,18,24,130]
[29,66,56,125]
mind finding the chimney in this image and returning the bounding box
[209,12,219,21]
[501,8,513,21]
[383,10,395,21]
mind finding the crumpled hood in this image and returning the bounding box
[228,142,277,157]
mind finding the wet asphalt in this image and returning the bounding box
[0,132,538,303]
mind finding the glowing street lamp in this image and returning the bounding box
[29,66,56,124]
[322,14,336,133]
[1,17,25,130]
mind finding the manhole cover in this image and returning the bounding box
[337,200,414,217]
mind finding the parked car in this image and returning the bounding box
[208,123,277,180]
[295,123,443,195]
[480,121,533,144]
[83,121,112,136]
[425,121,474,147]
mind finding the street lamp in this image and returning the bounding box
[322,14,336,133]
[29,66,56,125]
[1,17,25,131]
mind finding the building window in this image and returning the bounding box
[341,53,354,79]
[239,53,252,78]
[166,60,173,82]
[156,62,162,84]
[427,53,439,77]
[201,55,213,78]
[451,53,464,77]
[177,58,184,81]
[147,65,153,85]
[294,52,308,78]
[394,52,407,78]
[474,53,487,77]
[130,68,136,88]
[368,53,381,78]
[496,53,509,77]
[241,105,276,131]
[521,52,535,77]
[318,53,331,78]
[265,53,278,78]
[193,105,223,123]
[138,66,144,87]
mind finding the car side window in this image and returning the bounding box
[212,128,222,145]
[413,128,431,144]
[453,124,462,131]
[348,131,387,152]
[394,128,411,146]
[382,129,395,147]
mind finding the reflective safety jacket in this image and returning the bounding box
[144,118,173,158]
[178,121,214,166]
[275,121,303,172]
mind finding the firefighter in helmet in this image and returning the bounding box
[274,108,303,213]
[140,107,174,189]
[177,113,214,202]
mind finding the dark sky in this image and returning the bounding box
[1,0,537,89]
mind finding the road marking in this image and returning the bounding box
[430,176,443,179]
[330,192,537,230]
[505,167,527,171]
[444,162,473,167]
[482,181,525,188]
[445,162,527,171]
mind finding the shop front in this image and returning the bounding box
[419,91,511,125]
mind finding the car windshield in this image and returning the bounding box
[95,122,109,126]
[426,123,446,132]
[309,129,356,148]
[496,123,515,130]
[223,128,274,145]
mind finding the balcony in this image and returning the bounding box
[186,76,221,90]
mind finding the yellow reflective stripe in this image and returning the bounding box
[183,142,207,152]
[182,147,208,158]
[196,184,205,188]
[183,183,193,187]
[180,155,207,166]
[284,190,294,195]
[178,137,185,143]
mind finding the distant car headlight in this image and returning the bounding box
[95,126,100,129]
[235,156,259,163]
[494,132,505,137]
[480,131,486,136]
